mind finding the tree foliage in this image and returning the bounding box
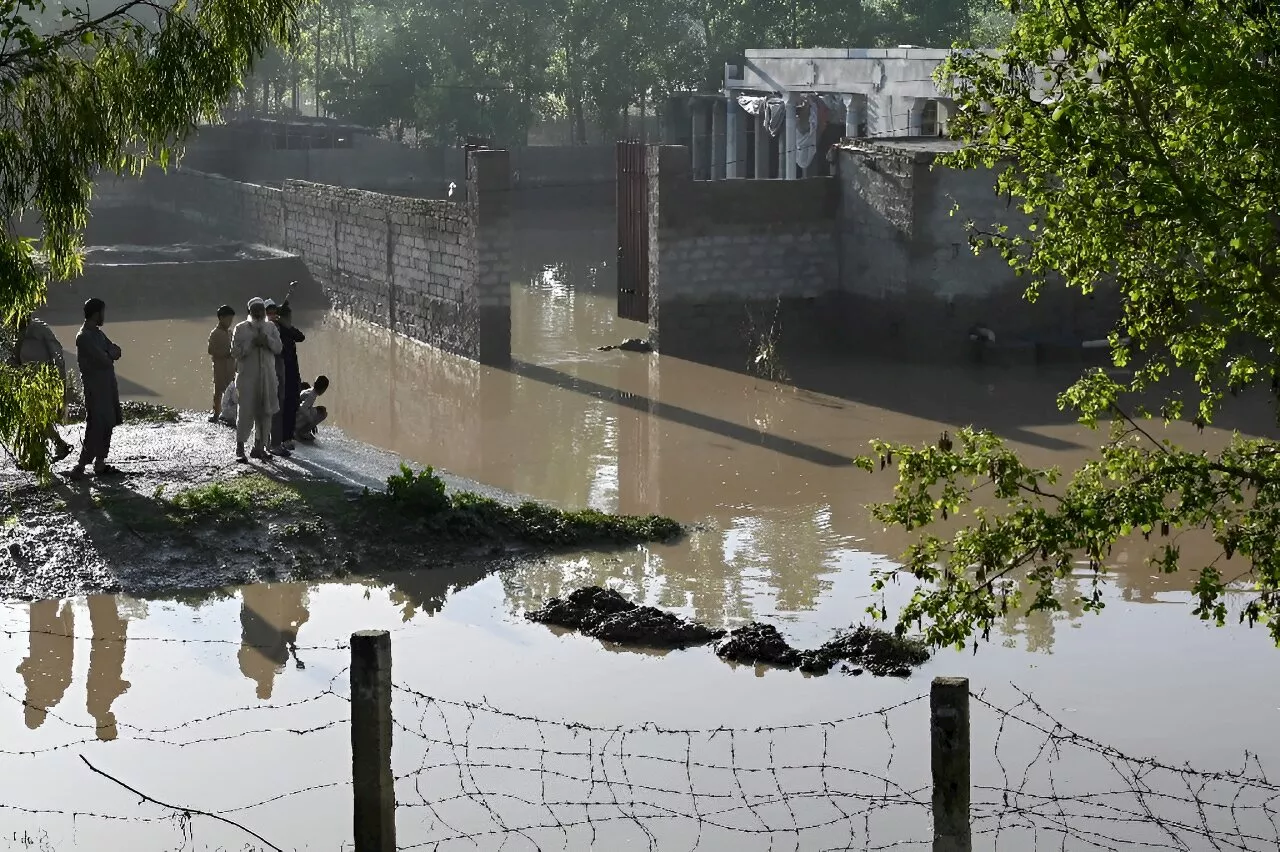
[863,0,1280,647]
[1,0,299,473]
[256,0,1008,145]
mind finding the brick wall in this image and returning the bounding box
[130,168,483,360]
[645,146,841,359]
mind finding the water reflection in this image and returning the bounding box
[17,600,74,730]
[238,584,311,699]
[86,595,130,740]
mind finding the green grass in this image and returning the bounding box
[365,464,683,547]
[97,473,345,533]
[65,400,180,425]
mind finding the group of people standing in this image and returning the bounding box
[8,284,331,477]
[207,285,329,464]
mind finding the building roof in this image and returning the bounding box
[744,47,955,61]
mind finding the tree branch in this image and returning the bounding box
[80,755,284,852]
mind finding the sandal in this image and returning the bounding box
[235,454,248,464]
[94,465,124,477]
[52,444,72,463]
[250,448,270,461]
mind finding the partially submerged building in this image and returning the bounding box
[672,48,956,181]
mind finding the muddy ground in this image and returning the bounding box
[0,413,661,602]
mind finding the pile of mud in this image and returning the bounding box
[526,586,725,649]
[714,622,930,677]
[527,587,931,677]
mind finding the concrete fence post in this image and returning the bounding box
[931,676,971,852]
[351,630,395,852]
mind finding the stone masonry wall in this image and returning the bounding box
[645,145,841,360]
[837,141,1118,361]
[135,168,482,360]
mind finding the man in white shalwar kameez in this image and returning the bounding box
[230,298,282,463]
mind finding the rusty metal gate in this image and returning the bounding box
[616,140,650,323]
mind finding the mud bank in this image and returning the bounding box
[527,587,931,676]
[0,416,680,602]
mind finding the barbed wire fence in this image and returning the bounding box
[0,627,1278,851]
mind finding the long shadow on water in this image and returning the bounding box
[507,358,853,467]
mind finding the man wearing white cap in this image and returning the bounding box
[230,297,282,463]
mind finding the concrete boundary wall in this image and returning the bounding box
[180,137,616,198]
[120,166,517,362]
[645,145,841,359]
[836,141,1117,360]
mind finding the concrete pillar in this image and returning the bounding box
[907,97,925,136]
[931,676,972,852]
[711,98,725,180]
[842,94,858,139]
[690,100,706,180]
[783,94,798,180]
[753,111,769,179]
[467,148,512,367]
[724,94,740,179]
[351,630,395,852]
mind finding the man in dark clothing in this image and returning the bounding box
[267,286,304,454]
[70,298,123,480]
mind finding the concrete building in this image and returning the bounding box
[687,48,957,181]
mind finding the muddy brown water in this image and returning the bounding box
[9,262,1280,849]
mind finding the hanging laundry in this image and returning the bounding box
[736,95,768,116]
[764,98,785,137]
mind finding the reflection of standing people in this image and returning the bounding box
[238,584,311,700]
[207,305,236,423]
[70,298,123,480]
[230,298,282,463]
[13,314,75,463]
[86,595,130,742]
[16,600,75,730]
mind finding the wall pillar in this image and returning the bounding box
[690,99,707,180]
[753,112,769,179]
[842,94,858,139]
[783,94,798,180]
[467,148,512,367]
[711,98,725,180]
[724,94,740,179]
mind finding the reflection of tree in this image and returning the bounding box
[238,584,311,700]
[379,564,491,622]
[17,600,74,731]
[86,595,130,742]
[720,507,839,615]
[998,577,1088,654]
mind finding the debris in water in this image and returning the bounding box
[714,622,801,668]
[596,338,653,353]
[526,586,724,649]
[528,587,930,676]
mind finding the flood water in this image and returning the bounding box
[13,248,1280,849]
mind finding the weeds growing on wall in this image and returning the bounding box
[745,298,790,384]
[372,464,683,547]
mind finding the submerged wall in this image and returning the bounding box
[836,140,1117,360]
[645,146,841,360]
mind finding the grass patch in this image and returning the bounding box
[364,464,682,547]
[66,400,180,425]
[97,473,345,533]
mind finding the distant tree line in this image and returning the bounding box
[237,0,1014,145]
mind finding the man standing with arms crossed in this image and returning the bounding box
[69,298,123,480]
